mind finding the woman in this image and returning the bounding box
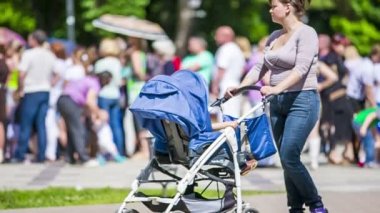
[57,71,112,166]
[45,42,68,161]
[124,37,150,159]
[94,39,124,156]
[0,44,10,163]
[225,0,327,212]
[306,61,338,170]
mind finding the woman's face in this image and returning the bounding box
[269,0,289,24]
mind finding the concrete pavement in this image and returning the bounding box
[1,156,380,212]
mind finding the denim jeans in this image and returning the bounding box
[15,92,49,162]
[352,122,375,164]
[98,97,125,155]
[270,90,323,210]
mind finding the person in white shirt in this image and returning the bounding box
[212,26,245,118]
[370,44,380,106]
[14,30,57,163]
[45,42,69,161]
[344,45,376,112]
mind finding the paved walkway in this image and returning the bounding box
[1,156,380,212]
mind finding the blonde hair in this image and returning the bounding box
[235,36,252,59]
[344,45,360,60]
[152,39,176,58]
[99,38,120,57]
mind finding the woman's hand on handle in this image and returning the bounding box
[260,86,281,96]
[224,87,238,99]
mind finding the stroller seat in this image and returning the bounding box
[160,119,189,165]
[157,119,236,177]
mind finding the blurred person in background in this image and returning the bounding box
[45,42,68,162]
[368,44,380,154]
[352,106,380,168]
[212,26,245,119]
[151,39,176,76]
[14,30,56,163]
[123,37,149,159]
[181,36,214,86]
[318,33,353,164]
[90,108,126,164]
[64,48,87,81]
[371,44,380,107]
[4,41,23,161]
[306,61,338,170]
[57,71,112,166]
[94,38,124,156]
[344,45,376,112]
[0,44,10,163]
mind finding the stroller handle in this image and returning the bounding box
[210,86,262,107]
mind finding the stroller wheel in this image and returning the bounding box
[118,208,139,213]
[243,207,260,213]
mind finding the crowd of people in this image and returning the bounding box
[0,26,379,170]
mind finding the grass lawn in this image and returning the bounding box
[0,187,283,209]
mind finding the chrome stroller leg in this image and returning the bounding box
[225,127,243,213]
[117,180,139,213]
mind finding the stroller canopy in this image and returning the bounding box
[130,70,213,151]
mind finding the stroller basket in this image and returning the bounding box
[137,186,235,213]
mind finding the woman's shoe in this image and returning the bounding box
[114,155,127,163]
[310,207,328,213]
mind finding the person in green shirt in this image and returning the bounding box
[352,107,380,167]
[181,36,214,86]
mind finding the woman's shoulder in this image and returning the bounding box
[267,30,283,42]
[299,24,317,37]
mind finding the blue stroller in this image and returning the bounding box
[118,70,276,213]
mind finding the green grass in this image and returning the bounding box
[0,187,284,209]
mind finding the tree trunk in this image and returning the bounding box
[175,0,194,57]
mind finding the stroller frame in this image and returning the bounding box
[118,97,268,213]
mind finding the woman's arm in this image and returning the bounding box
[225,61,268,98]
[317,61,338,91]
[86,89,100,115]
[360,112,377,136]
[211,120,238,131]
[131,51,146,81]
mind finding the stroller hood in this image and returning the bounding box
[130,70,212,146]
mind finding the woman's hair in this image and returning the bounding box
[0,45,10,84]
[50,42,66,59]
[344,45,360,60]
[268,0,311,18]
[99,38,120,57]
[370,44,380,58]
[235,36,252,59]
[152,39,176,58]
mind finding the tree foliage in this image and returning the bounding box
[328,0,380,54]
[0,0,379,55]
[0,1,36,34]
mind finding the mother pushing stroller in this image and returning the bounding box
[225,0,327,212]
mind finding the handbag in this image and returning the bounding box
[224,114,277,160]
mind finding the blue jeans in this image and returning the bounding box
[15,92,49,162]
[98,97,125,155]
[352,122,375,164]
[270,90,323,210]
